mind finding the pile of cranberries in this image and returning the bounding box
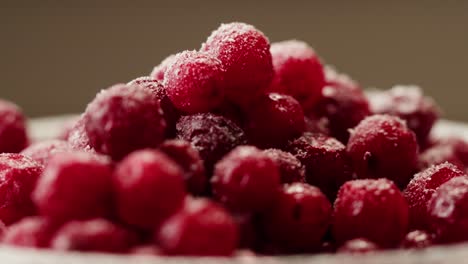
[0,22,466,257]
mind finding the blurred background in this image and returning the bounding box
[1,1,467,120]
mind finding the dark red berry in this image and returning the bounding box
[150,54,176,81]
[84,84,166,160]
[0,154,42,225]
[0,99,28,153]
[21,140,72,166]
[347,115,419,188]
[403,162,465,230]
[113,149,185,229]
[2,216,59,248]
[263,149,305,183]
[156,198,238,256]
[337,238,379,254]
[211,146,281,212]
[212,99,245,126]
[401,230,433,249]
[333,179,409,248]
[32,152,113,221]
[245,93,305,148]
[232,213,258,249]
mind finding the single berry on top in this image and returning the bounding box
[0,99,29,153]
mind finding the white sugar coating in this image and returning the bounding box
[0,153,41,171]
[270,39,317,63]
[150,54,177,81]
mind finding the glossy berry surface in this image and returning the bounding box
[113,149,185,229]
[0,154,42,225]
[2,216,59,248]
[333,179,409,248]
[163,50,225,113]
[21,140,72,166]
[401,230,433,249]
[201,22,273,106]
[84,84,166,160]
[262,183,331,252]
[337,238,379,254]
[0,99,28,153]
[211,146,280,212]
[150,54,176,81]
[245,93,305,148]
[156,198,238,256]
[403,162,465,230]
[263,149,305,183]
[33,152,113,221]
[347,115,419,188]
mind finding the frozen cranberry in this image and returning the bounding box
[66,116,94,152]
[403,162,466,230]
[2,216,59,248]
[263,149,305,183]
[32,152,113,221]
[113,149,185,229]
[211,146,281,212]
[201,22,273,106]
[347,115,419,188]
[262,183,331,252]
[156,198,238,256]
[401,230,433,249]
[129,245,163,256]
[427,177,468,243]
[0,99,28,153]
[159,139,207,195]
[163,50,225,113]
[176,113,247,173]
[286,133,352,200]
[268,40,325,111]
[150,54,176,82]
[84,84,166,160]
[245,93,305,148]
[419,137,468,170]
[0,154,42,225]
[368,86,439,145]
[51,218,136,253]
[337,238,379,254]
[21,140,73,166]
[304,115,330,135]
[333,179,409,248]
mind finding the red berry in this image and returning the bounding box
[56,116,79,141]
[113,149,185,229]
[333,179,409,248]
[51,218,136,253]
[419,144,465,170]
[129,245,163,256]
[150,54,176,82]
[163,50,225,113]
[0,154,42,225]
[66,116,95,152]
[304,115,330,135]
[403,162,465,230]
[232,213,258,249]
[212,146,280,212]
[263,149,305,183]
[427,177,468,243]
[337,238,379,254]
[2,216,59,248]
[32,152,113,221]
[84,84,166,160]
[201,22,273,106]
[268,40,325,111]
[262,183,331,252]
[287,133,352,200]
[324,65,361,91]
[159,139,207,195]
[401,230,433,249]
[21,140,72,166]
[0,99,28,153]
[176,113,247,173]
[245,93,305,148]
[347,115,419,188]
[156,198,238,256]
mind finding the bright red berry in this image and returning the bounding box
[2,216,59,248]
[150,54,176,82]
[0,99,28,153]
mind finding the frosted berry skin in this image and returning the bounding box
[158,139,207,195]
[403,162,465,230]
[401,230,433,249]
[201,22,273,106]
[113,149,185,229]
[51,218,136,253]
[176,113,247,173]
[245,93,305,148]
[150,54,176,82]
[66,116,94,152]
[32,152,113,221]
[0,154,42,225]
[263,149,305,184]
[2,217,59,248]
[84,83,166,160]
[337,238,379,254]
[262,183,332,252]
[427,177,468,244]
[163,50,225,114]
[0,99,28,153]
[368,86,439,146]
[21,140,72,166]
[268,40,326,111]
[211,146,281,212]
[156,198,238,256]
[347,115,419,188]
[333,179,409,248]
[419,144,465,170]
[286,133,352,200]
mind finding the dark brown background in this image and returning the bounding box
[1,1,467,120]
